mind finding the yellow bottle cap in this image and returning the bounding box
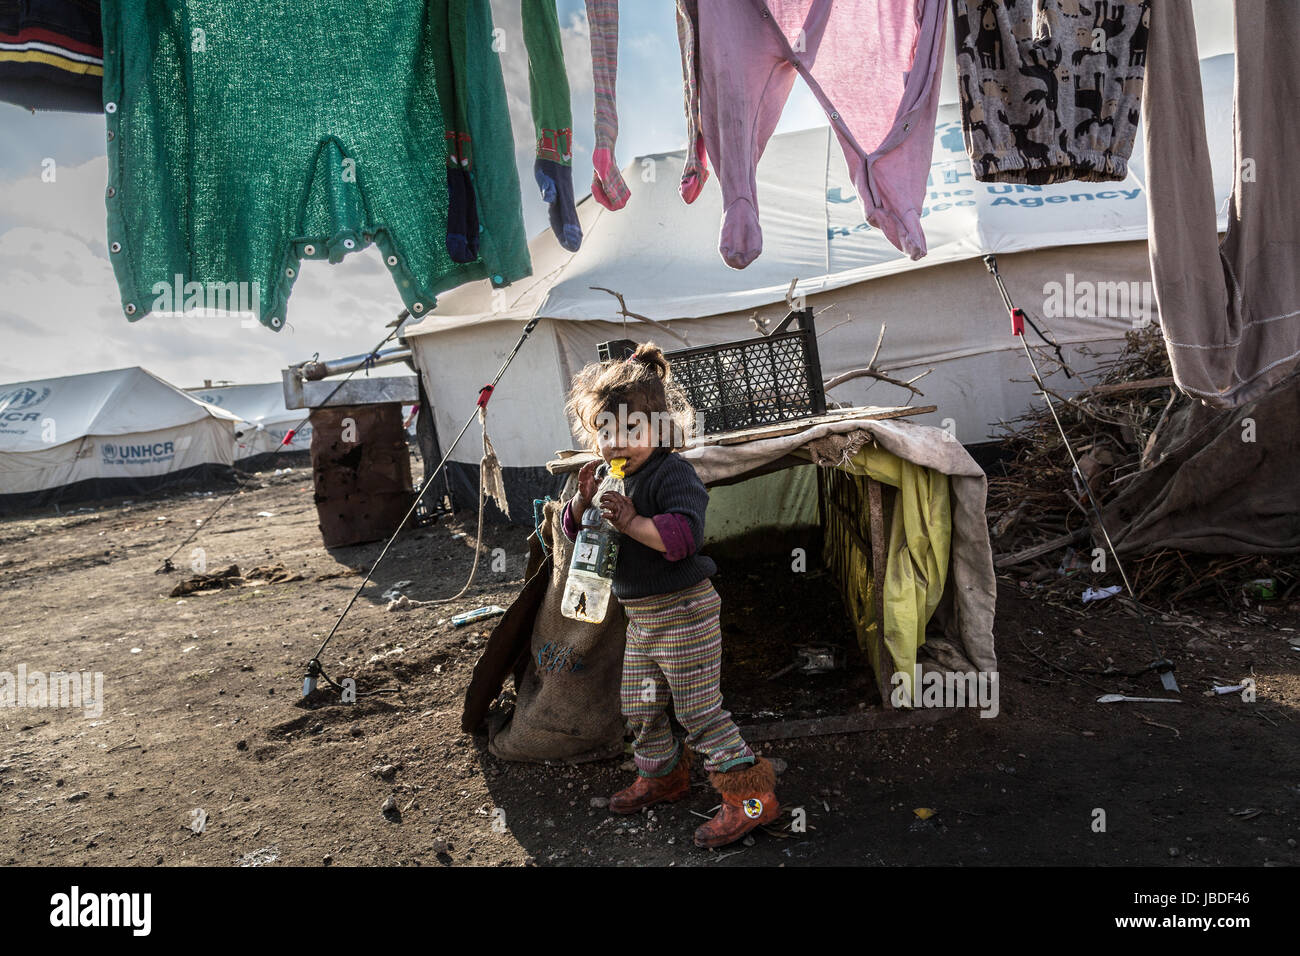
[610,457,627,479]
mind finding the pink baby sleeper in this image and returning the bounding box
[688,0,946,269]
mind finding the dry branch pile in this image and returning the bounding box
[986,327,1300,610]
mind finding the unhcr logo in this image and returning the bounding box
[101,441,175,464]
[0,385,51,412]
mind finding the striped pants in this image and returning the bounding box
[619,577,755,776]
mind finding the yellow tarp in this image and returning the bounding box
[795,443,951,701]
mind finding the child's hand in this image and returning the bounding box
[576,459,601,508]
[599,491,637,532]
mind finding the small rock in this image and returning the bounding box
[235,739,248,751]
[770,757,788,774]
[322,854,333,865]
[349,724,363,738]
[432,839,451,854]
[590,796,609,809]
[65,791,89,803]
[377,764,397,781]
[381,795,399,819]
[1168,847,1180,857]
[743,836,755,847]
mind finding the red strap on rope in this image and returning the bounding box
[477,384,494,409]
[1010,308,1026,337]
[281,429,296,446]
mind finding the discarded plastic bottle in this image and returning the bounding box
[560,457,626,623]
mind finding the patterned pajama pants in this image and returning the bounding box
[619,578,754,776]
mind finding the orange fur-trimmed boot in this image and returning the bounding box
[609,747,692,814]
[694,756,780,848]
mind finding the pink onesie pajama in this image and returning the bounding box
[689,0,946,269]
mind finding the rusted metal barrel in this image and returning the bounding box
[309,403,414,548]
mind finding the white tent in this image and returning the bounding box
[402,55,1234,522]
[0,367,241,512]
[188,382,313,462]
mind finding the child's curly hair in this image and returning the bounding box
[564,341,698,452]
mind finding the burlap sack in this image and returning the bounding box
[466,496,627,763]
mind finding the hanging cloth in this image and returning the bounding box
[951,0,1150,184]
[523,0,582,251]
[682,0,947,269]
[101,0,531,331]
[1142,0,1300,406]
[0,0,103,113]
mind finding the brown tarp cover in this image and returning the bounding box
[1104,374,1300,555]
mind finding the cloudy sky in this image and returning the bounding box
[0,0,1233,389]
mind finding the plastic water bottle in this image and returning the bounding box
[560,458,626,623]
[594,456,626,514]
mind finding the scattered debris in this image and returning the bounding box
[169,563,304,597]
[451,605,505,628]
[237,846,280,867]
[381,580,414,602]
[768,644,845,679]
[988,327,1300,608]
[1210,683,1250,695]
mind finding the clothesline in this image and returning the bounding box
[2,0,1295,408]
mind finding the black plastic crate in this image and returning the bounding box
[597,309,826,435]
[597,339,638,362]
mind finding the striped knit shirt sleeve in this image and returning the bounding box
[651,455,708,554]
[652,512,695,560]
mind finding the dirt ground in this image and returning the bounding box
[1,458,1297,867]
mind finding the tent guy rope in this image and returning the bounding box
[983,255,1178,694]
[301,316,545,700]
